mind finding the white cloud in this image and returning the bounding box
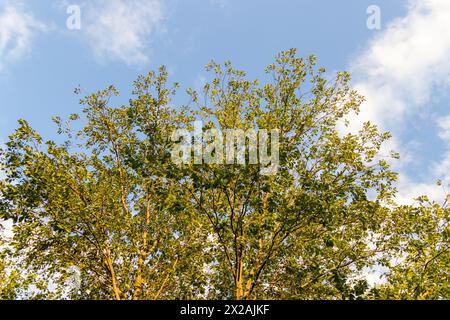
[0,219,13,240]
[0,3,47,71]
[364,270,388,287]
[83,0,165,65]
[430,116,450,182]
[345,0,450,204]
[394,173,444,205]
[437,115,450,141]
[348,0,450,132]
[432,151,450,181]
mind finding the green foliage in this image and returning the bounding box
[0,49,448,300]
[1,67,203,299]
[182,49,396,299]
[372,197,450,300]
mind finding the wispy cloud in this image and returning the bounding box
[348,0,450,132]
[345,0,450,204]
[431,116,450,183]
[437,115,450,141]
[83,0,166,66]
[0,2,47,71]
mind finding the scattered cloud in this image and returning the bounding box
[364,270,387,287]
[430,116,450,183]
[0,219,13,240]
[348,0,450,132]
[345,0,450,204]
[437,115,450,141]
[83,0,166,66]
[0,2,48,71]
[395,173,445,205]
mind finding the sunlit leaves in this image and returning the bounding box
[1,49,446,300]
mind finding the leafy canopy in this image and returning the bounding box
[0,49,448,300]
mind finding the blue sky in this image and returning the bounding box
[1,0,450,204]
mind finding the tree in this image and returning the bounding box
[0,49,411,300]
[0,231,15,299]
[0,224,25,300]
[0,67,206,299]
[181,49,397,299]
[373,196,450,300]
